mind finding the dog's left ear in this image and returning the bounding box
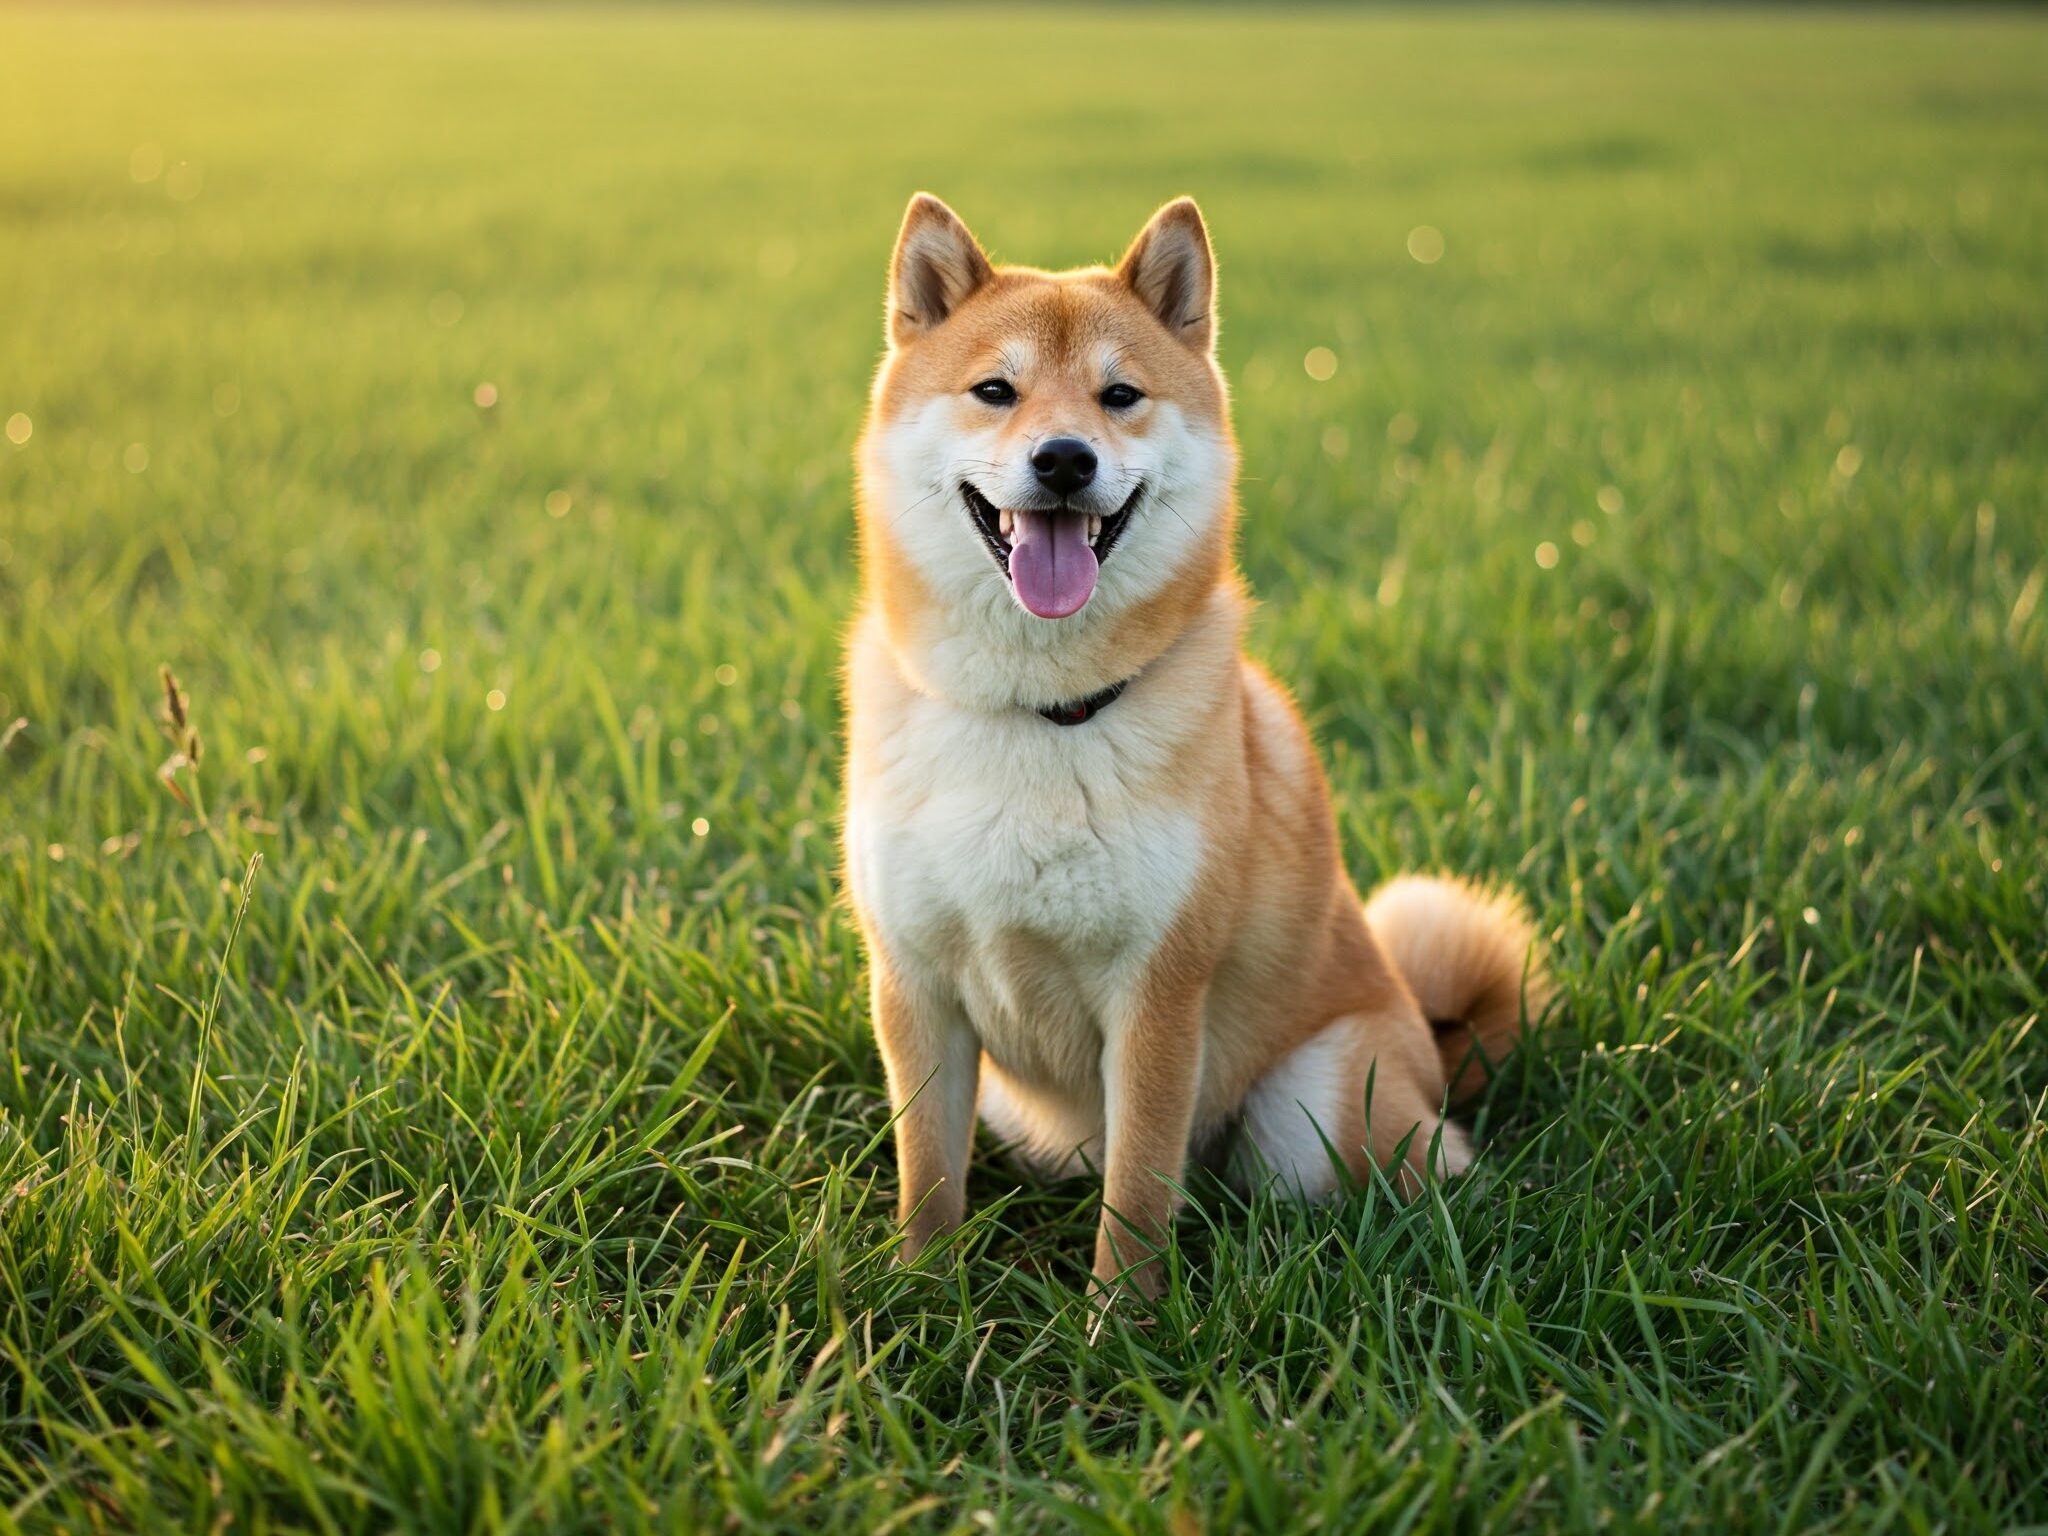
[1119,198,1215,354]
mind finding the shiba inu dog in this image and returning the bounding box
[843,194,1548,1299]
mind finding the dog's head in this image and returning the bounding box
[857,196,1238,703]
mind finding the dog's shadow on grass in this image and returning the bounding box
[929,1075,1569,1345]
[948,1146,1399,1314]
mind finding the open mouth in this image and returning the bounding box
[961,480,1142,619]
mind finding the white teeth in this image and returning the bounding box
[1087,514,1101,546]
[999,507,1014,541]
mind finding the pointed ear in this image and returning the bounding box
[1118,197,1215,353]
[888,194,993,346]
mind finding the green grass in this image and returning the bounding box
[3,4,2046,1530]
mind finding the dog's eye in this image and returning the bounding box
[970,379,1017,405]
[1100,383,1143,410]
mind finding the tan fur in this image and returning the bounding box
[1365,875,1551,1105]
[844,195,1548,1301]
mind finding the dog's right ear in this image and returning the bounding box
[888,194,993,347]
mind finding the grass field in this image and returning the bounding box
[4,5,2047,1531]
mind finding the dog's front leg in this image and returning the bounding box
[870,957,979,1262]
[1092,988,1205,1301]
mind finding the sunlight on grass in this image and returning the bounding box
[1,5,2045,1531]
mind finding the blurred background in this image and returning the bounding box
[8,8,2044,808]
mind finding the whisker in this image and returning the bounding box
[1151,491,1197,539]
[888,481,950,530]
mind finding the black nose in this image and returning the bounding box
[1031,437,1097,498]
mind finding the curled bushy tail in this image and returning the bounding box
[1364,874,1550,1107]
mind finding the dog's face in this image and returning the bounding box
[858,197,1236,654]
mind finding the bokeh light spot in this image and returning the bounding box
[486,689,507,711]
[1407,225,1446,264]
[1303,347,1338,382]
[1535,541,1560,569]
[4,413,30,446]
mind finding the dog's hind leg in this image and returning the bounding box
[1232,1013,1469,1198]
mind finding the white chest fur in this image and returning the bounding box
[847,673,1206,1090]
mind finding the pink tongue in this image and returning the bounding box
[1007,509,1099,618]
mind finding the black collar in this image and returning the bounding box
[1035,678,1129,727]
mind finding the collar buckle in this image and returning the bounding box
[1035,678,1129,727]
